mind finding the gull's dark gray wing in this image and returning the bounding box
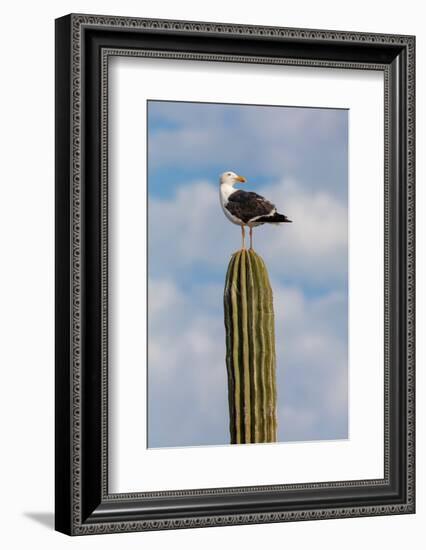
[225,189,276,223]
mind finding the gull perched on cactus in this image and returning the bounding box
[219,171,292,250]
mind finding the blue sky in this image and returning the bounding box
[147,100,348,447]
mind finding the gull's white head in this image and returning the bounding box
[219,171,247,186]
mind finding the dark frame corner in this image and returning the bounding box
[55,13,415,536]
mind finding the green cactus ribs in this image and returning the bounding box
[224,249,277,444]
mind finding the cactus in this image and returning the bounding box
[224,249,277,444]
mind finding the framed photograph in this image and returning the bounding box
[55,14,415,535]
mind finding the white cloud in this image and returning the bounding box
[258,179,347,281]
[149,103,347,188]
[148,279,184,316]
[148,276,348,447]
[272,284,348,441]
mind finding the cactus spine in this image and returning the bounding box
[224,249,277,444]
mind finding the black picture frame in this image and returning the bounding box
[55,13,416,535]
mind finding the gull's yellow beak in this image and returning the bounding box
[236,175,247,183]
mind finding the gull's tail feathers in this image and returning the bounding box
[256,212,292,224]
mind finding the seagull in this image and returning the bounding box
[219,171,292,250]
